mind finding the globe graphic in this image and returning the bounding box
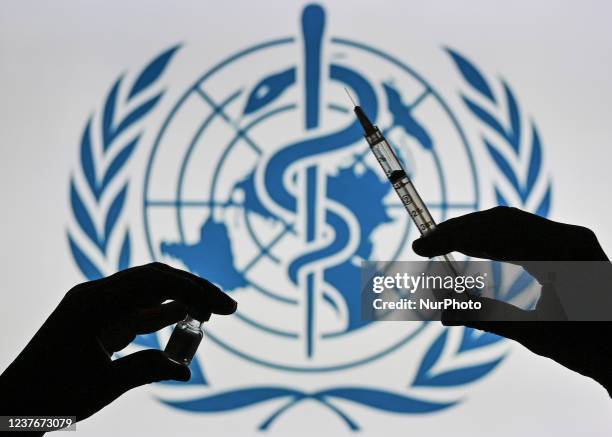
[143,36,478,371]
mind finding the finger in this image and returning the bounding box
[453,321,536,347]
[98,321,136,354]
[133,301,188,334]
[97,302,188,353]
[413,206,606,264]
[111,349,191,397]
[412,208,502,259]
[412,206,564,261]
[102,263,237,320]
[149,263,238,315]
[441,295,539,347]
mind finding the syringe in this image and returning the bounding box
[349,97,459,276]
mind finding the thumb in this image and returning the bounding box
[111,349,191,395]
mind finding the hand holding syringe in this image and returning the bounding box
[346,89,459,276]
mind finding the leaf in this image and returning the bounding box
[161,388,302,412]
[128,45,180,100]
[414,329,504,387]
[505,269,534,300]
[68,234,103,280]
[113,93,162,139]
[80,118,98,198]
[485,138,521,194]
[319,388,455,413]
[132,333,160,349]
[101,136,139,191]
[536,183,552,217]
[414,357,504,387]
[118,231,130,270]
[413,329,447,386]
[102,78,122,150]
[446,48,496,102]
[70,180,99,248]
[103,185,127,249]
[464,97,508,143]
[526,124,542,193]
[102,46,178,155]
[458,327,503,353]
[495,186,508,207]
[503,82,521,153]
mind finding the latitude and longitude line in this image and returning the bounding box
[145,84,474,274]
[146,87,476,276]
[150,76,476,349]
[194,86,263,156]
[148,85,474,210]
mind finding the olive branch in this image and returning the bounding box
[68,45,179,280]
[409,48,555,394]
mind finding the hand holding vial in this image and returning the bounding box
[0,263,237,426]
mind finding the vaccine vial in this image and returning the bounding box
[164,314,208,365]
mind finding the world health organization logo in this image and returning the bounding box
[67,4,552,430]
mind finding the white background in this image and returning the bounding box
[1,0,612,435]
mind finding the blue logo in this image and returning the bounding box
[68,4,552,430]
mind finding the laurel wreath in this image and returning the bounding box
[68,45,179,279]
[67,44,190,375]
[405,47,554,400]
[68,45,550,430]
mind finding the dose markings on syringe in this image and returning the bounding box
[392,179,435,232]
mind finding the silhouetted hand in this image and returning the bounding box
[413,206,612,395]
[0,262,237,426]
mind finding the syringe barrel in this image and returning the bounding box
[361,122,460,276]
[366,129,436,236]
[368,130,460,275]
[390,173,437,235]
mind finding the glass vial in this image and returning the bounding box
[164,314,206,365]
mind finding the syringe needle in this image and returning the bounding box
[344,87,356,106]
